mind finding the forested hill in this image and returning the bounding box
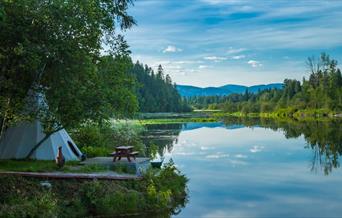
[131,62,191,112]
[187,54,342,115]
[176,83,283,97]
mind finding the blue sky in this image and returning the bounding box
[123,0,342,87]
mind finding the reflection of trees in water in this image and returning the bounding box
[223,116,342,175]
[142,124,182,157]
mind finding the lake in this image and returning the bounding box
[143,117,342,218]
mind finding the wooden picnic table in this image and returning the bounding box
[111,146,138,162]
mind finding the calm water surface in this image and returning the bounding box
[144,118,342,218]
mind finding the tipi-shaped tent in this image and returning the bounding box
[0,90,84,161]
[0,120,83,160]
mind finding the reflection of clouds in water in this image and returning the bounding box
[235,154,248,159]
[174,152,196,156]
[201,209,254,218]
[174,164,185,169]
[205,153,230,159]
[229,159,248,166]
[172,140,196,156]
[177,139,198,148]
[156,122,342,218]
[250,145,264,153]
[200,146,214,150]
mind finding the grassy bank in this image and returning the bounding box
[0,160,78,172]
[0,160,137,174]
[0,161,188,218]
[138,117,219,125]
[213,108,342,121]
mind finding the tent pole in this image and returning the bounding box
[25,127,63,159]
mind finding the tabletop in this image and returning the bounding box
[116,146,134,150]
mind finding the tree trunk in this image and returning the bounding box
[25,127,63,159]
[0,117,6,140]
[0,98,11,140]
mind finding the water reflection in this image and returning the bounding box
[142,123,182,157]
[222,117,342,175]
[143,118,342,175]
[142,118,342,218]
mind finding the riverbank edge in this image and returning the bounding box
[212,109,342,121]
[135,109,341,125]
[0,161,188,217]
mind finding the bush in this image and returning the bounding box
[70,121,146,157]
[0,161,188,217]
[80,146,109,157]
[142,160,188,212]
[0,176,58,218]
[80,181,145,215]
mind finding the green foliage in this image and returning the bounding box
[110,163,136,174]
[73,164,108,173]
[131,62,192,112]
[0,160,78,172]
[147,143,159,159]
[80,180,155,215]
[140,117,218,125]
[0,0,136,127]
[71,121,146,157]
[0,162,188,217]
[0,176,58,218]
[0,0,138,159]
[188,53,342,118]
[79,146,110,158]
[0,191,58,218]
[141,160,188,211]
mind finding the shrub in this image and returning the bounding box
[80,146,110,157]
[0,192,58,218]
[80,180,145,216]
[0,161,188,217]
[71,121,146,157]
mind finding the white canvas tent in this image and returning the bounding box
[0,90,84,161]
[0,120,83,160]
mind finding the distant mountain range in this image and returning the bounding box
[176,83,283,97]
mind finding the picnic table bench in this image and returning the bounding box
[110,146,139,162]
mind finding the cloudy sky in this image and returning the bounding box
[123,0,342,87]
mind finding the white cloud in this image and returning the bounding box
[199,65,209,69]
[204,56,227,62]
[247,60,262,68]
[227,47,246,54]
[163,45,182,53]
[231,55,246,60]
[250,145,264,153]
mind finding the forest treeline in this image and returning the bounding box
[131,62,191,113]
[186,53,342,116]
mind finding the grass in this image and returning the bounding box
[138,117,219,125]
[66,164,109,173]
[213,109,342,121]
[110,163,136,174]
[0,160,137,175]
[0,160,79,172]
